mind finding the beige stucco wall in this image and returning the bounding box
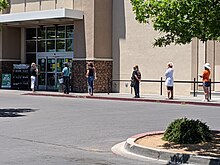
[56,0,73,9]
[26,0,40,12]
[81,0,95,59]
[10,0,75,12]
[2,27,21,60]
[66,0,95,60]
[74,20,86,58]
[74,0,112,60]
[94,0,112,59]
[10,0,25,13]
[41,0,55,10]
[113,0,192,95]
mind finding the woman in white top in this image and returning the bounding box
[165,62,174,99]
[30,62,38,92]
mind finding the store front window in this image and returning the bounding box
[26,25,74,54]
[25,25,74,91]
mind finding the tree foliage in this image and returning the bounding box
[130,0,220,47]
[0,0,8,11]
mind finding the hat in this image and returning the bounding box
[204,63,211,70]
[167,62,174,67]
[31,63,36,67]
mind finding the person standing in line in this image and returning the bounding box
[62,62,70,94]
[132,65,141,98]
[165,62,174,99]
[30,62,38,92]
[86,62,96,96]
[199,63,211,102]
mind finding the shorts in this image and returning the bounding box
[167,86,173,90]
[203,82,211,87]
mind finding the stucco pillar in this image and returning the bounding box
[206,41,215,90]
[191,38,199,90]
[21,28,25,63]
[215,42,220,91]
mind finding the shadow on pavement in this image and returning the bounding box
[0,108,37,117]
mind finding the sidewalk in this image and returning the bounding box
[1,89,220,106]
[19,90,220,107]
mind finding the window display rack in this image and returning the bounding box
[12,64,30,90]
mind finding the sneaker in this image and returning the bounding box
[202,99,207,102]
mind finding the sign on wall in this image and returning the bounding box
[1,74,11,88]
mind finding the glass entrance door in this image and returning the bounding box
[37,53,72,91]
[46,57,56,90]
[38,58,46,89]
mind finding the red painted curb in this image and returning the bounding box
[22,93,220,107]
[131,131,164,139]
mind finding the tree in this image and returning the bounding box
[130,0,220,47]
[0,0,8,11]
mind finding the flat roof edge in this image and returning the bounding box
[0,8,84,23]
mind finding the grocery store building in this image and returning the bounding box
[0,0,220,95]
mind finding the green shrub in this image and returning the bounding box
[163,118,211,144]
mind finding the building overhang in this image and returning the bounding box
[0,8,84,27]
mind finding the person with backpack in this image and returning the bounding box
[131,65,141,98]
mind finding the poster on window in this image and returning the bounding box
[1,74,11,88]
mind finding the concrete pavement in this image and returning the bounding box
[2,89,220,164]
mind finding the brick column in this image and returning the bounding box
[71,60,112,93]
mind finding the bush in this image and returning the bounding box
[163,118,211,144]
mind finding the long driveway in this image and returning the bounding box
[0,90,219,165]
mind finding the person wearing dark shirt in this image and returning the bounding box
[131,65,141,98]
[86,62,96,96]
[30,62,38,92]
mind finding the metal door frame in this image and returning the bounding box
[36,52,73,90]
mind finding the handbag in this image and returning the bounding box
[130,79,135,87]
[59,78,63,84]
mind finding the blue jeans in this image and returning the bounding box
[88,76,94,95]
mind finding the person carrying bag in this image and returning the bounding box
[62,62,70,94]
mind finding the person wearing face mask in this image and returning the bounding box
[131,65,141,98]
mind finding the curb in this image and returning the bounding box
[22,92,220,107]
[125,132,220,165]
